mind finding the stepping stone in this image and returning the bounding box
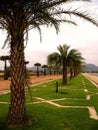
[88,106,98,120]
[86,95,90,100]
[84,89,88,92]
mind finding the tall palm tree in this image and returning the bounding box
[48,44,84,84]
[0,0,98,127]
[57,44,70,84]
[34,63,41,77]
[0,55,10,80]
[47,44,69,84]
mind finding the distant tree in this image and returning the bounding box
[0,55,10,80]
[25,61,29,71]
[73,59,85,77]
[42,65,48,76]
[47,52,61,75]
[48,65,53,75]
[34,63,41,77]
[67,49,84,80]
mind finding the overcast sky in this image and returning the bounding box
[0,0,98,70]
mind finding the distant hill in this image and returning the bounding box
[83,64,98,72]
[27,64,98,73]
[27,66,44,72]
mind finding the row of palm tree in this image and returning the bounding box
[34,63,48,77]
[0,0,98,127]
[34,62,61,77]
[47,44,85,85]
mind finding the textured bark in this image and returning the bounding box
[8,42,26,126]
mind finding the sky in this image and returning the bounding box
[0,0,98,70]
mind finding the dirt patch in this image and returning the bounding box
[83,73,98,88]
[0,75,61,91]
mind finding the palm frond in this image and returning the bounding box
[52,9,98,27]
[2,33,11,49]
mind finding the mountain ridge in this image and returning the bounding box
[83,64,98,72]
[27,64,98,72]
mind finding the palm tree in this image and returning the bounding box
[47,44,84,85]
[67,49,84,80]
[73,58,85,77]
[0,0,98,127]
[47,44,69,84]
[42,64,48,76]
[47,52,61,75]
[0,55,10,80]
[47,65,53,75]
[57,44,70,84]
[34,63,41,77]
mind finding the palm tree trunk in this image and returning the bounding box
[37,66,39,77]
[62,59,67,85]
[8,42,26,127]
[49,68,52,75]
[44,69,46,76]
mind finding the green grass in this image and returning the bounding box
[25,103,98,130]
[27,79,87,100]
[0,104,98,130]
[0,74,98,130]
[54,99,92,106]
[0,93,10,102]
[91,94,98,113]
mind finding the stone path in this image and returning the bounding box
[33,97,98,120]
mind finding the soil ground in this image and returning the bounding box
[83,73,98,87]
[0,75,61,91]
[0,73,98,91]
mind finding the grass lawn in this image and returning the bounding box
[0,74,98,130]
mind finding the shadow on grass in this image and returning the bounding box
[0,123,30,130]
[60,91,68,94]
[0,122,8,130]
